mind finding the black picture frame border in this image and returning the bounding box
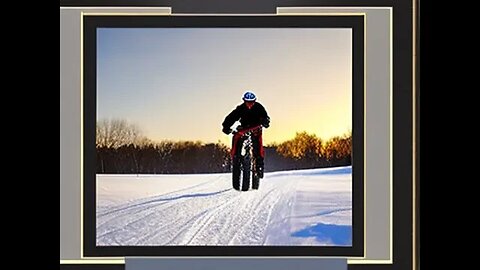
[83,15,365,258]
[60,0,418,269]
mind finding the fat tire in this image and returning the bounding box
[241,156,251,191]
[232,155,241,190]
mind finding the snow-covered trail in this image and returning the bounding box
[96,166,352,246]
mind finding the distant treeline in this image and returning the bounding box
[265,131,351,172]
[96,119,351,174]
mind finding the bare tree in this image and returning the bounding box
[96,119,142,148]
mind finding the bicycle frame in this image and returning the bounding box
[230,125,262,159]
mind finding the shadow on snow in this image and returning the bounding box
[291,223,352,246]
[98,189,231,217]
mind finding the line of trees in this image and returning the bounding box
[96,119,351,174]
[96,119,230,174]
[265,131,351,172]
[97,141,231,174]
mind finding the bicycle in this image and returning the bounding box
[230,125,263,191]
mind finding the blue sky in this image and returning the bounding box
[97,28,352,145]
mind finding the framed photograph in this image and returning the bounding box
[60,0,418,269]
[83,15,364,257]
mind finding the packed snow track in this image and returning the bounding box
[96,166,352,246]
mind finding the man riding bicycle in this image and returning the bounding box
[222,91,270,178]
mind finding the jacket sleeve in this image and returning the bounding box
[258,103,270,127]
[222,106,241,129]
[260,104,269,118]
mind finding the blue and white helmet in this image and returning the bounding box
[242,91,257,102]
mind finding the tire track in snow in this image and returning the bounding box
[226,187,278,245]
[183,191,247,245]
[96,176,226,230]
[99,176,293,246]
[97,209,160,240]
[97,176,229,244]
[97,175,224,217]
[260,176,300,245]
[137,189,241,245]
[228,177,299,245]
[192,190,255,245]
[99,188,237,245]
[163,190,244,245]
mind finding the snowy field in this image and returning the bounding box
[96,166,352,246]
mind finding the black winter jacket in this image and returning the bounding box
[222,102,270,129]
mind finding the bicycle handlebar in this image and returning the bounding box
[232,125,263,135]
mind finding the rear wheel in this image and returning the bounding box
[252,159,260,190]
[252,174,260,190]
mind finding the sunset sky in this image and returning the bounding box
[97,28,352,146]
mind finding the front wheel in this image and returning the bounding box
[241,156,251,191]
[232,154,252,191]
[232,155,241,190]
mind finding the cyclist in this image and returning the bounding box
[222,91,270,178]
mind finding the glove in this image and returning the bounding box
[222,127,232,135]
[261,117,270,128]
